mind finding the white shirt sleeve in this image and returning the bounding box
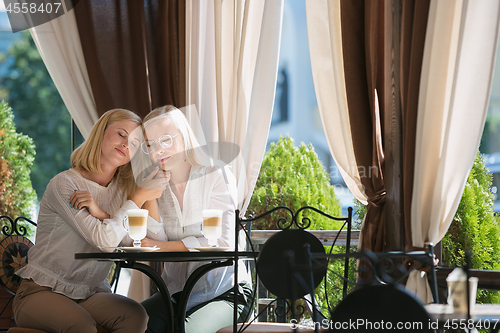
[147,215,167,241]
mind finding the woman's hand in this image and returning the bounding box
[140,237,163,249]
[69,190,110,221]
[141,238,188,252]
[131,168,170,208]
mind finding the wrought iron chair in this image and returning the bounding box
[218,205,353,333]
[0,216,111,333]
[311,248,439,333]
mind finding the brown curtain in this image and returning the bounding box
[72,0,185,118]
[340,0,386,253]
[340,0,430,253]
[400,0,430,251]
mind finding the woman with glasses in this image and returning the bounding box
[13,109,168,333]
[137,105,252,333]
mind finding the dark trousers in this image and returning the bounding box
[142,284,253,333]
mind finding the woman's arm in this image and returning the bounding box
[143,199,160,222]
[48,174,135,248]
[140,238,188,252]
[69,190,110,221]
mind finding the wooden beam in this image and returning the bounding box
[383,0,404,251]
[435,267,500,291]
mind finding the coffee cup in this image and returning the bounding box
[127,209,148,247]
[202,209,223,247]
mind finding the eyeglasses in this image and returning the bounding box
[141,133,180,154]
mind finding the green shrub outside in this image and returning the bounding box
[442,151,500,304]
[0,101,37,237]
[247,135,355,316]
[248,135,343,230]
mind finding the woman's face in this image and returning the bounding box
[101,120,141,168]
[144,118,185,171]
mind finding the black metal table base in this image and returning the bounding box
[75,251,256,333]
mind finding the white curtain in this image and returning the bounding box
[28,7,97,138]
[185,0,218,145]
[129,0,284,302]
[407,0,500,302]
[305,0,368,205]
[186,0,284,214]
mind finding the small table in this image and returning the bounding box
[425,303,500,332]
[75,250,257,333]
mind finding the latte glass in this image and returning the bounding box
[202,209,223,247]
[127,209,148,247]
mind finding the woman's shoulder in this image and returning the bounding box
[49,169,120,190]
[46,169,80,188]
[40,169,81,203]
[46,169,116,194]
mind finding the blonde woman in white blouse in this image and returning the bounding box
[14,109,169,333]
[138,105,252,333]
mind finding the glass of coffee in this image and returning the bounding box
[127,209,148,247]
[202,209,223,247]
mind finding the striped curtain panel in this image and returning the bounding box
[72,0,185,119]
[307,0,500,302]
[29,9,98,138]
[30,0,282,301]
[29,0,185,134]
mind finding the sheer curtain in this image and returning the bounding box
[186,0,284,214]
[306,0,387,253]
[407,0,500,302]
[29,9,97,138]
[185,0,218,144]
[305,0,367,205]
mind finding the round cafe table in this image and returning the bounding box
[75,250,257,333]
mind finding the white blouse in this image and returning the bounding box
[16,169,139,299]
[147,165,250,310]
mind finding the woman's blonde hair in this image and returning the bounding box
[71,109,141,198]
[143,105,209,167]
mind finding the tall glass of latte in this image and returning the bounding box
[202,209,223,247]
[127,209,148,247]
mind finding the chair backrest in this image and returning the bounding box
[0,216,36,295]
[0,217,112,333]
[330,284,432,333]
[306,247,438,333]
[236,206,353,324]
[257,228,327,300]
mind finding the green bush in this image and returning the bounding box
[0,100,37,236]
[442,151,500,304]
[248,135,343,230]
[0,31,78,199]
[248,135,354,316]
